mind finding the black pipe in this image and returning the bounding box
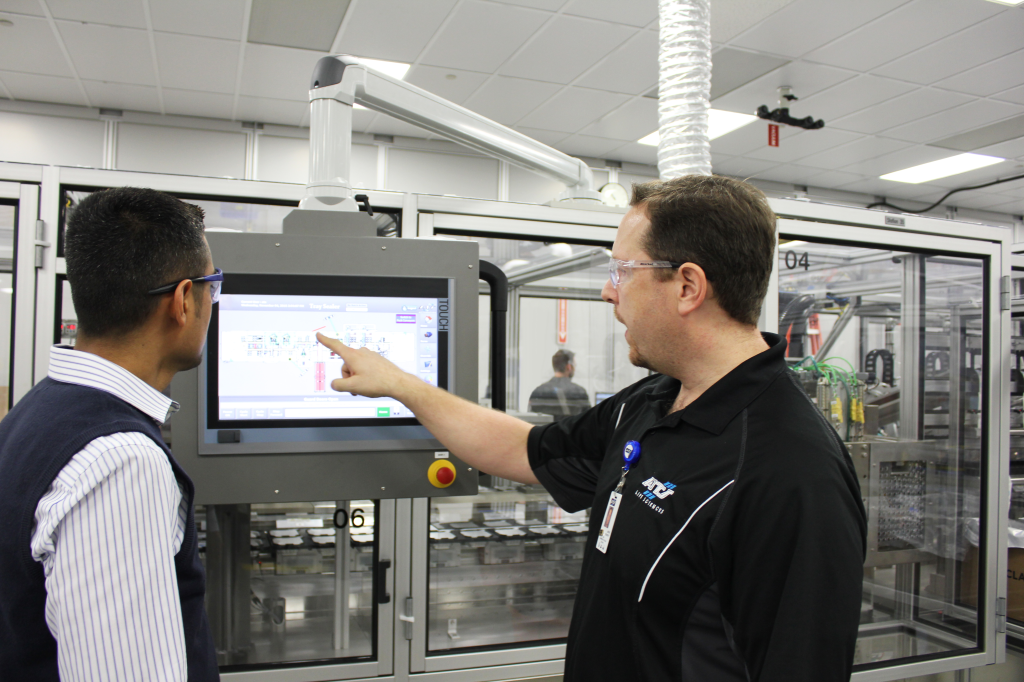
[477,260,508,412]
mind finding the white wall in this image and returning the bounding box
[0,104,655,206]
[117,123,247,178]
[0,110,104,167]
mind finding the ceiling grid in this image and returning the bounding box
[0,0,1020,213]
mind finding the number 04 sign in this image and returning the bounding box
[784,251,810,271]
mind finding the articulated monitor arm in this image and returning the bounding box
[301,55,600,212]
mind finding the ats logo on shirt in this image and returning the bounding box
[635,476,676,514]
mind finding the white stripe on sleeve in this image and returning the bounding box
[32,434,188,682]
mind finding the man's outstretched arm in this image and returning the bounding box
[317,333,538,484]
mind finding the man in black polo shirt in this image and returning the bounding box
[317,175,867,681]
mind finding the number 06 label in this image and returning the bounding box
[595,491,623,554]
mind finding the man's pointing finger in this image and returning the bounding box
[316,332,349,356]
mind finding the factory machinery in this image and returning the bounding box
[0,56,1011,682]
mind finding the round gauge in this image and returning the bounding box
[599,182,629,208]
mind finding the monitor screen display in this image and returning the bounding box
[208,274,449,429]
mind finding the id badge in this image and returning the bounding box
[595,490,623,554]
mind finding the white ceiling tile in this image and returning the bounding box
[162,88,235,120]
[974,137,1024,161]
[562,0,656,28]
[500,15,635,85]
[710,60,857,115]
[942,192,1015,211]
[795,75,915,124]
[512,126,569,146]
[556,134,627,159]
[709,119,771,156]
[838,144,954,176]
[933,49,1024,98]
[802,0,1003,72]
[579,97,657,141]
[829,88,973,135]
[745,127,862,163]
[755,164,823,184]
[82,80,161,113]
[239,43,326,101]
[0,1,43,16]
[58,21,156,86]
[155,33,239,94]
[606,141,658,166]
[986,196,1024,214]
[709,47,790,100]
[883,100,1024,144]
[334,0,458,63]
[710,0,797,43]
[729,0,910,59]
[350,106,377,133]
[406,65,489,105]
[45,0,146,29]
[517,86,628,133]
[463,76,561,126]
[797,135,910,170]
[575,30,658,95]
[835,177,937,199]
[873,9,1024,85]
[419,1,548,73]
[0,70,86,107]
[805,169,866,188]
[490,0,565,10]
[150,0,246,40]
[994,84,1024,106]
[712,156,779,178]
[0,13,73,77]
[235,95,307,126]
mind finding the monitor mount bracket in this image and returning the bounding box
[300,55,601,212]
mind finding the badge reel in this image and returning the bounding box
[595,440,641,554]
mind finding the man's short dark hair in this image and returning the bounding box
[631,175,776,327]
[553,349,574,373]
[64,187,209,338]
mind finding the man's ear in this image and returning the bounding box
[170,279,194,328]
[676,262,709,316]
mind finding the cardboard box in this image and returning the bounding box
[960,547,1024,622]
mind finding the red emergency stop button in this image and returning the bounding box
[428,460,457,488]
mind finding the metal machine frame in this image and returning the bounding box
[0,159,1012,681]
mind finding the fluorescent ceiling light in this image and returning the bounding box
[880,153,1004,184]
[985,0,1024,6]
[778,240,807,249]
[637,109,758,145]
[354,57,410,80]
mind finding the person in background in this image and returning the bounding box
[528,349,591,420]
[0,187,222,681]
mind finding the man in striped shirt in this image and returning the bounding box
[0,187,221,681]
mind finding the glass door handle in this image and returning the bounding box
[376,559,392,604]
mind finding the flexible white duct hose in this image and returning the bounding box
[657,0,712,178]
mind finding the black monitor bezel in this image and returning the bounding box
[207,273,449,430]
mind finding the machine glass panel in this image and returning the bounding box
[0,201,13,416]
[778,238,987,665]
[197,500,379,669]
[58,188,299,255]
[428,234,645,652]
[1009,268,1024,637]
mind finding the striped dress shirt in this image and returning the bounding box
[30,346,190,682]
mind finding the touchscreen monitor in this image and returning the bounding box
[208,274,449,429]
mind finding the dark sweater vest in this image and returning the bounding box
[0,378,219,681]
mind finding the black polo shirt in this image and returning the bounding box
[527,333,866,682]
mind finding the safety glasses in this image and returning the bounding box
[147,267,224,304]
[607,259,682,288]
